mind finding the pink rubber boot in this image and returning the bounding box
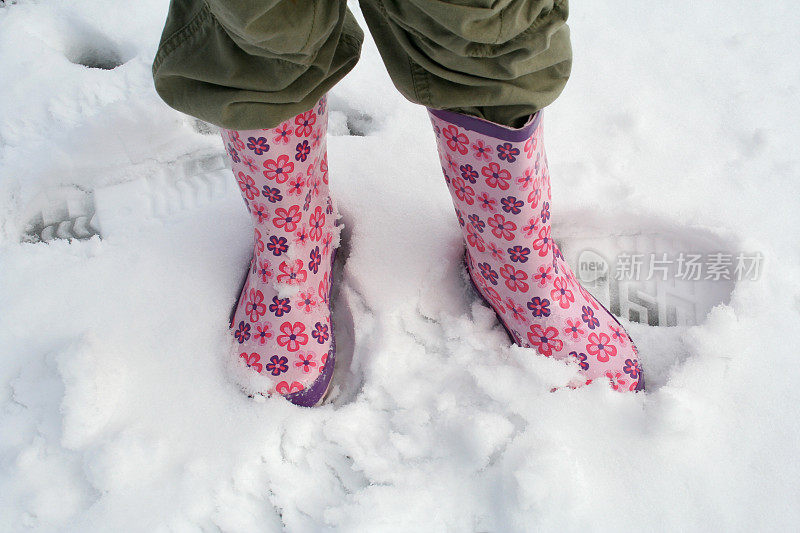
[222,97,336,406]
[428,109,644,392]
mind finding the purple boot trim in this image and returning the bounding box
[428,108,541,143]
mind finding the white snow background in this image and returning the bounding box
[1,1,799,531]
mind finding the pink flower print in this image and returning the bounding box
[294,110,317,137]
[482,162,511,190]
[451,176,475,205]
[472,139,493,161]
[534,265,553,287]
[277,259,308,285]
[524,135,537,159]
[273,205,302,232]
[273,121,293,144]
[277,321,309,352]
[287,174,305,196]
[477,192,497,212]
[506,298,527,323]
[263,154,295,183]
[564,318,586,340]
[527,188,541,209]
[532,226,552,257]
[256,259,273,283]
[445,154,458,173]
[309,206,326,241]
[253,322,273,344]
[605,371,628,392]
[251,203,269,224]
[482,286,506,313]
[276,381,305,395]
[318,353,328,374]
[527,324,563,357]
[296,291,317,313]
[265,355,289,376]
[237,172,260,200]
[240,352,263,373]
[254,228,265,255]
[466,224,486,252]
[610,325,628,345]
[227,130,245,150]
[487,214,517,241]
[295,353,317,373]
[522,216,539,237]
[318,271,331,303]
[487,242,504,261]
[320,154,329,184]
[242,154,258,172]
[311,128,323,148]
[308,175,321,199]
[550,277,575,309]
[322,232,332,256]
[245,289,267,322]
[500,264,529,292]
[294,225,310,246]
[517,168,535,190]
[586,332,617,362]
[442,125,469,154]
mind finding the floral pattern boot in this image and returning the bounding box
[223,97,336,406]
[428,108,644,391]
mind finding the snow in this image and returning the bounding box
[1,0,799,531]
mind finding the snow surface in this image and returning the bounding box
[1,1,799,531]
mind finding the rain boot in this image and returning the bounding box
[222,96,337,405]
[428,108,644,391]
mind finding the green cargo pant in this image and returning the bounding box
[152,0,571,130]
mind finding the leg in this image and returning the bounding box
[358,0,643,390]
[359,0,571,127]
[152,2,357,404]
[152,0,363,129]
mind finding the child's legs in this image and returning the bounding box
[152,0,570,130]
[152,0,364,130]
[360,0,572,127]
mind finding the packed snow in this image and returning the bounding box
[1,1,798,531]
